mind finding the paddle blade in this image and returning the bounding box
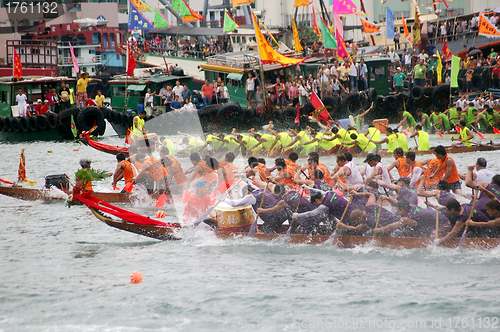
[455,126,461,133]
[112,186,120,191]
[478,132,486,140]
[247,218,258,237]
[155,193,167,208]
[438,132,444,138]
[325,230,337,246]
[458,228,467,249]
[402,130,409,136]
[494,128,500,134]
[123,182,134,193]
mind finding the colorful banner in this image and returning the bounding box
[451,55,460,88]
[436,50,442,85]
[336,29,349,59]
[69,42,79,74]
[294,0,312,7]
[223,9,240,33]
[70,114,78,138]
[478,13,500,37]
[232,0,256,6]
[292,17,303,54]
[386,8,394,39]
[402,15,412,46]
[13,48,22,79]
[359,17,382,35]
[413,7,421,46]
[154,8,170,28]
[334,13,343,38]
[126,43,136,77]
[181,0,205,22]
[312,7,321,38]
[252,12,305,66]
[332,0,357,15]
[442,41,452,60]
[130,0,152,11]
[171,0,180,11]
[319,18,337,50]
[128,1,154,31]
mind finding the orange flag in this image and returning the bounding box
[232,0,256,6]
[359,17,382,35]
[18,148,26,182]
[479,13,500,37]
[13,49,22,79]
[402,16,412,46]
[294,0,312,7]
[252,12,305,66]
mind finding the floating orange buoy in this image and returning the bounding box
[156,210,166,218]
[73,147,79,151]
[130,271,143,283]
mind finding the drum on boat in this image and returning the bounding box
[373,118,389,133]
[215,203,255,232]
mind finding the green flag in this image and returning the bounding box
[223,9,239,33]
[70,115,78,138]
[171,0,180,11]
[180,0,191,17]
[451,55,460,88]
[154,8,170,28]
[319,18,337,50]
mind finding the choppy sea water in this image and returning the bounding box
[1,124,500,332]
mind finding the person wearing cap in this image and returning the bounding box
[182,179,215,224]
[39,100,50,116]
[393,67,406,93]
[77,158,93,192]
[77,72,102,107]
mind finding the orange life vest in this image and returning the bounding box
[285,159,297,175]
[122,160,135,183]
[443,155,460,184]
[397,157,411,177]
[425,158,444,188]
[144,157,167,182]
[166,156,188,185]
[308,162,333,187]
[278,168,300,191]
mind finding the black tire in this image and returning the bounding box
[431,84,451,108]
[216,102,242,127]
[37,115,49,131]
[339,92,364,118]
[120,113,129,127]
[10,117,21,133]
[193,90,202,104]
[410,86,425,101]
[172,67,184,76]
[46,113,58,129]
[198,104,223,117]
[27,116,38,132]
[4,117,12,132]
[110,110,120,124]
[58,108,80,127]
[322,96,341,113]
[57,123,73,139]
[19,116,30,133]
[127,114,134,127]
[100,107,110,120]
[366,88,377,103]
[397,92,411,109]
[359,92,370,111]
[301,102,315,116]
[458,78,466,92]
[384,95,399,119]
[424,86,434,96]
[0,118,5,131]
[472,74,483,91]
[75,107,105,134]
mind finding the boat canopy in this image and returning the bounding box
[227,73,244,81]
[146,75,193,83]
[127,85,146,91]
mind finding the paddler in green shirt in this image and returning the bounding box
[465,103,479,129]
[451,120,474,148]
[416,108,432,132]
[432,108,451,133]
[446,106,462,127]
[409,124,431,151]
[396,107,416,131]
[485,108,500,131]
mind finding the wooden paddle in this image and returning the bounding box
[325,196,353,245]
[285,189,303,238]
[372,202,383,240]
[248,181,269,238]
[458,190,479,249]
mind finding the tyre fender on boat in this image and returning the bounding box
[339,92,363,118]
[431,84,451,108]
[472,74,483,91]
[3,117,13,132]
[76,107,105,134]
[37,115,49,131]
[410,86,424,101]
[57,122,73,139]
[18,116,30,133]
[10,117,21,133]
[0,118,6,132]
[27,116,38,132]
[216,102,242,127]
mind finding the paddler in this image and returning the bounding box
[111,153,137,191]
[371,127,398,153]
[341,205,402,236]
[485,107,500,132]
[363,154,391,192]
[409,124,431,151]
[270,158,299,191]
[432,108,451,134]
[160,156,188,194]
[185,153,217,187]
[159,136,177,155]
[76,158,93,192]
[394,129,409,152]
[433,145,462,195]
[133,153,166,194]
[332,153,364,187]
[386,148,411,180]
[451,120,474,148]
[182,180,215,225]
[396,107,416,131]
[405,151,425,187]
[466,200,500,238]
[376,177,418,207]
[294,167,332,192]
[416,108,432,133]
[131,110,147,145]
[465,165,500,218]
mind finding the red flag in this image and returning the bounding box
[18,148,26,182]
[125,127,131,145]
[126,43,136,77]
[294,103,300,124]
[310,90,324,110]
[13,49,22,79]
[442,41,452,60]
[318,109,330,126]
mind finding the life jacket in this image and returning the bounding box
[166,156,188,185]
[278,169,300,191]
[308,162,333,187]
[386,134,398,153]
[144,157,166,182]
[122,160,136,183]
[460,127,472,147]
[396,133,409,151]
[196,160,218,185]
[425,158,444,188]
[132,116,145,137]
[443,155,460,183]
[285,159,297,175]
[397,157,411,177]
[218,161,235,182]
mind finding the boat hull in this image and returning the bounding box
[91,209,500,249]
[0,129,64,141]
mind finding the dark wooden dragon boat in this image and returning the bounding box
[0,186,171,204]
[77,192,500,250]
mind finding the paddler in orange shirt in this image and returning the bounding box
[112,153,137,192]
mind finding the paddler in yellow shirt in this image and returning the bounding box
[248,133,275,155]
[267,129,293,156]
[131,110,147,145]
[451,120,474,148]
[372,127,399,153]
[409,124,431,151]
[394,128,409,152]
[317,127,341,155]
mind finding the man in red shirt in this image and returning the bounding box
[38,100,50,115]
[201,79,214,105]
[492,62,500,89]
